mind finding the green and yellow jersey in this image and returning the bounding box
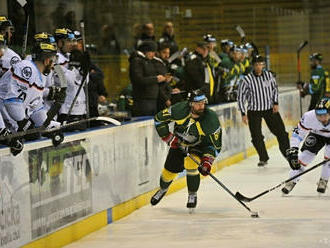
[309,65,329,97]
[154,101,222,158]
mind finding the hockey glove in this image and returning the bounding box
[47,86,67,103]
[161,132,181,149]
[198,156,214,176]
[286,147,301,170]
[9,138,24,156]
[17,118,31,132]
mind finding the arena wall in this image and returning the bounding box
[0,89,308,248]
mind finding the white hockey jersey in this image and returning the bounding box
[1,59,45,120]
[60,67,87,115]
[291,110,330,147]
[0,47,21,78]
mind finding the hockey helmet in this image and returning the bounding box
[187,89,208,103]
[245,42,253,50]
[252,55,265,64]
[54,28,75,41]
[203,34,216,43]
[309,53,322,62]
[34,32,56,44]
[0,16,13,32]
[221,39,234,48]
[230,44,241,53]
[315,98,330,115]
[31,42,57,61]
[239,44,248,54]
[0,34,5,54]
[0,34,4,46]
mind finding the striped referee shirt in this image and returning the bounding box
[238,70,278,115]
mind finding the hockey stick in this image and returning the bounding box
[184,151,259,218]
[0,116,121,142]
[235,25,246,43]
[297,40,308,117]
[235,158,330,203]
[66,72,89,118]
[17,0,29,58]
[80,20,90,120]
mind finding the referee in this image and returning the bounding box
[238,55,289,167]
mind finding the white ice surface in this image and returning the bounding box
[65,146,330,248]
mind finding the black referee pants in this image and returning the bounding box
[247,109,289,162]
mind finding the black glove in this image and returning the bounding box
[286,147,300,170]
[9,138,24,156]
[47,86,66,102]
[17,118,31,132]
[51,131,64,147]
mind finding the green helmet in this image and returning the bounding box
[310,53,322,62]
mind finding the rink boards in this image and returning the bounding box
[0,89,308,248]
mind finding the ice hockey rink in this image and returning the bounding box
[65,146,330,248]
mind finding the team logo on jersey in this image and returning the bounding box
[10,56,20,66]
[304,135,317,147]
[22,66,32,80]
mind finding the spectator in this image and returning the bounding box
[129,40,166,116]
[184,41,216,103]
[158,22,178,56]
[134,22,155,50]
[99,24,120,55]
[237,55,290,167]
[155,43,173,110]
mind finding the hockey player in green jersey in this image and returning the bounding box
[151,89,222,210]
[218,45,241,102]
[306,53,330,110]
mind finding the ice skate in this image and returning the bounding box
[186,193,197,213]
[257,160,268,167]
[317,178,328,194]
[150,188,167,206]
[281,181,296,195]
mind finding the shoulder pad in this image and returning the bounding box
[199,109,221,134]
[1,48,21,69]
[170,101,190,119]
[12,60,42,87]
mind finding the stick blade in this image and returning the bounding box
[17,0,27,7]
[235,25,245,38]
[297,40,308,52]
[235,192,252,202]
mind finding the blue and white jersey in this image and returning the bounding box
[60,67,87,115]
[0,47,21,78]
[1,59,45,119]
[291,110,330,147]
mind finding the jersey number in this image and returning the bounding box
[17,89,27,101]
